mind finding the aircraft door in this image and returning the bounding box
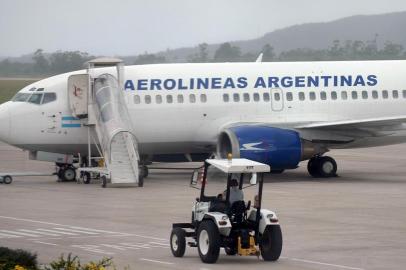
[271,88,284,111]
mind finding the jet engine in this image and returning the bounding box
[217,126,321,170]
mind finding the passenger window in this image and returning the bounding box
[233,93,240,102]
[331,91,337,100]
[223,94,229,102]
[189,94,196,103]
[42,93,57,104]
[286,92,293,101]
[320,91,326,100]
[263,93,270,102]
[156,95,162,104]
[298,92,305,101]
[145,95,151,104]
[362,91,368,99]
[243,93,250,102]
[28,93,43,104]
[372,91,378,99]
[403,90,406,98]
[177,94,184,103]
[382,90,388,99]
[134,95,141,104]
[393,90,399,99]
[200,94,207,103]
[253,93,260,102]
[341,91,348,100]
[351,91,358,99]
[274,92,281,101]
[309,92,316,101]
[166,95,173,103]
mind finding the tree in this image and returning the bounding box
[262,44,275,61]
[213,43,241,62]
[32,49,49,73]
[134,52,166,65]
[188,43,209,63]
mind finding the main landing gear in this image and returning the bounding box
[307,156,337,178]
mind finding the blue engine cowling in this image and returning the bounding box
[217,126,305,170]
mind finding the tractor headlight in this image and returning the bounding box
[221,215,228,221]
[267,214,278,223]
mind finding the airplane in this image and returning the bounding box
[0,58,405,184]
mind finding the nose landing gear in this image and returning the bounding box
[307,156,337,178]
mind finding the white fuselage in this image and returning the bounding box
[0,60,405,158]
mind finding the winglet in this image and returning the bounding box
[255,53,263,63]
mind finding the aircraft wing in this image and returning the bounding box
[294,115,406,144]
[296,115,406,130]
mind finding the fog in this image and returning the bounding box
[1,0,406,56]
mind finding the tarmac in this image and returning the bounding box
[0,141,405,270]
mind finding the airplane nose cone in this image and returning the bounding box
[0,103,10,143]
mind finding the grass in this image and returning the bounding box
[0,79,39,104]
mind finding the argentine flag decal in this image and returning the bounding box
[61,116,81,128]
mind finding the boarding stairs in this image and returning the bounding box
[68,58,141,187]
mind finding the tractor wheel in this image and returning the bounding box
[170,228,186,257]
[83,172,91,184]
[197,220,220,263]
[101,176,107,188]
[3,175,12,184]
[260,225,283,261]
[62,167,76,182]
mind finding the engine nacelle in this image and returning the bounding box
[217,126,319,170]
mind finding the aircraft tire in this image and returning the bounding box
[307,157,320,177]
[317,156,337,178]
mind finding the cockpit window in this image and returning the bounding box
[36,88,44,92]
[29,87,36,91]
[28,93,43,104]
[12,93,31,102]
[42,93,57,104]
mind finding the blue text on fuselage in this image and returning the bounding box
[124,75,378,91]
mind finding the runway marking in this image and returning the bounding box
[139,258,174,265]
[0,215,64,226]
[149,241,170,247]
[0,232,21,238]
[0,230,39,237]
[19,229,60,236]
[34,241,58,246]
[71,244,115,255]
[51,227,98,235]
[0,215,164,241]
[37,228,78,236]
[282,256,365,270]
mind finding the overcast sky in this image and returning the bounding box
[1,0,406,57]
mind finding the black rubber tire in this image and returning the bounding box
[197,220,221,264]
[101,176,107,188]
[224,246,237,255]
[307,157,320,177]
[83,173,91,184]
[170,228,186,257]
[62,167,76,182]
[142,165,149,178]
[3,175,12,184]
[260,225,283,261]
[138,175,144,187]
[317,156,338,178]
